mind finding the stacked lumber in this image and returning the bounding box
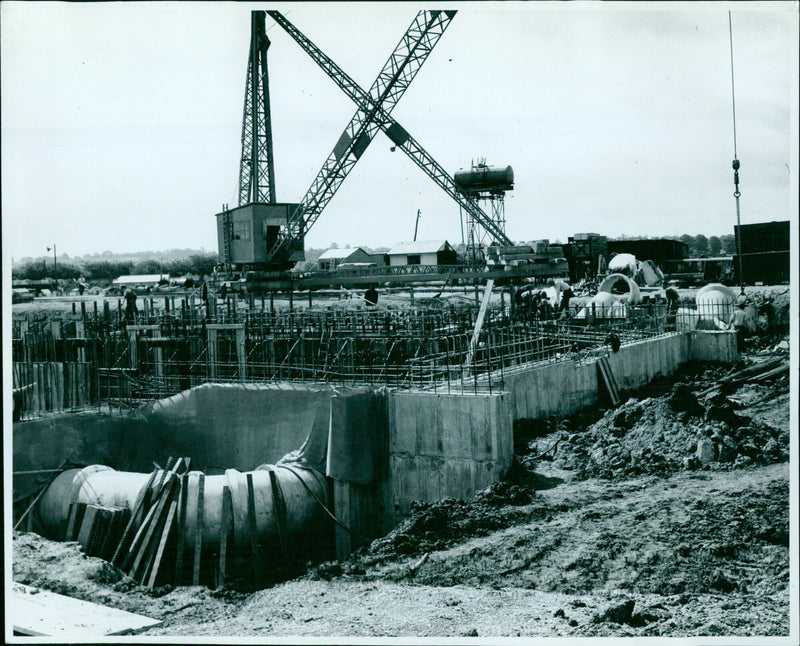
[108,457,191,589]
[698,357,788,397]
[486,241,567,272]
[71,504,130,561]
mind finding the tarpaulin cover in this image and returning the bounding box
[325,392,388,484]
[13,383,387,510]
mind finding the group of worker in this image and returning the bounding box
[516,281,575,321]
[666,285,761,352]
[124,280,218,322]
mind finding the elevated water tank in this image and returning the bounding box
[454,165,514,192]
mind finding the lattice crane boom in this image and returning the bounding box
[239,11,276,206]
[267,10,513,250]
[265,10,457,265]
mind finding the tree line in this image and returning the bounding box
[12,253,219,282]
[676,234,737,258]
[12,234,738,281]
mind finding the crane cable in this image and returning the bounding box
[729,11,745,296]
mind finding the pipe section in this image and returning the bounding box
[598,273,642,304]
[37,463,328,550]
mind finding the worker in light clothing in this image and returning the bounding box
[728,302,748,352]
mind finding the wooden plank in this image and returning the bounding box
[120,500,159,572]
[192,473,205,586]
[54,362,64,413]
[63,362,72,409]
[112,469,158,566]
[597,357,620,405]
[130,477,176,580]
[464,279,495,369]
[89,508,113,558]
[153,457,174,495]
[246,472,259,585]
[137,485,178,584]
[65,502,86,541]
[31,363,40,415]
[217,485,231,588]
[10,583,161,637]
[102,508,130,562]
[146,499,178,590]
[174,473,189,586]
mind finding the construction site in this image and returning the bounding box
[8,8,795,641]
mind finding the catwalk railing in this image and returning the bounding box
[12,299,694,417]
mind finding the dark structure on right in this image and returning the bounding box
[734,220,790,285]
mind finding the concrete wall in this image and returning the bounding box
[502,331,737,421]
[503,358,599,420]
[382,391,514,529]
[145,383,332,473]
[688,330,739,363]
[13,384,346,508]
[604,333,686,391]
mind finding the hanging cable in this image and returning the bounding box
[729,11,745,295]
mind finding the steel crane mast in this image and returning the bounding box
[267,10,514,254]
[239,11,276,205]
[265,10,457,266]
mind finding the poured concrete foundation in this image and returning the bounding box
[14,330,738,560]
[383,391,513,527]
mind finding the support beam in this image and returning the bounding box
[464,279,494,370]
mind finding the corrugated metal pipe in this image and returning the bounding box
[37,463,328,550]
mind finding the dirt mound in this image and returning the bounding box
[748,288,791,333]
[357,491,549,565]
[540,384,788,480]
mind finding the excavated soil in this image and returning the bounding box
[10,334,793,639]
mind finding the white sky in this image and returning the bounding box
[1,1,797,259]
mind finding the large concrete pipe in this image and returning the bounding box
[37,463,328,550]
[574,291,629,320]
[598,273,642,305]
[607,253,637,276]
[695,283,736,330]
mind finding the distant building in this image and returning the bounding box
[112,274,168,290]
[565,233,608,282]
[317,247,375,272]
[387,240,457,267]
[606,238,689,268]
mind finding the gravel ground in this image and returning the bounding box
[12,463,790,638]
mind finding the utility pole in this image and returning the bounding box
[47,244,57,275]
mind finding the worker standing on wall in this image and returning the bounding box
[665,287,680,331]
[201,281,210,319]
[728,302,748,352]
[559,285,574,318]
[124,288,138,323]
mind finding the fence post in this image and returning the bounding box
[127,327,138,369]
[236,326,246,382]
